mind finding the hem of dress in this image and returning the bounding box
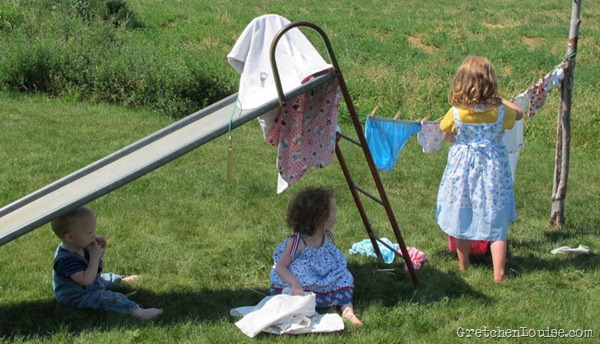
[270,285,353,295]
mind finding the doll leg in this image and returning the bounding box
[455,239,471,271]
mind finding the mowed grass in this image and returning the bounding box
[1,0,599,343]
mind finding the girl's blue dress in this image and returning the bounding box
[436,105,516,241]
[270,232,354,308]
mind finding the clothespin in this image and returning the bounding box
[369,106,379,118]
[394,110,402,121]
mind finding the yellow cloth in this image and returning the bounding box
[439,106,517,134]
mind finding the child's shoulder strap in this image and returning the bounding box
[325,229,335,244]
[497,104,505,123]
[452,106,461,124]
[289,233,302,261]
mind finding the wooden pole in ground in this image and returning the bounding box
[549,0,582,227]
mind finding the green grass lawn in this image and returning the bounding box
[1,0,599,343]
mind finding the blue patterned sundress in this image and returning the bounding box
[269,231,354,308]
[436,105,516,241]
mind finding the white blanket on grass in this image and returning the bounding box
[230,291,344,337]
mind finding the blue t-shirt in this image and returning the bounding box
[52,245,103,302]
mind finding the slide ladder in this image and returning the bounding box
[271,23,419,286]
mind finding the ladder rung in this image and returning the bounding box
[337,132,362,147]
[352,184,383,205]
[373,235,402,257]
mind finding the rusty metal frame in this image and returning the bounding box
[270,22,419,286]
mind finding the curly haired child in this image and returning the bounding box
[270,187,363,325]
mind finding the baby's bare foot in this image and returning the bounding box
[131,307,163,320]
[122,275,141,283]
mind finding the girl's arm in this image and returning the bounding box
[502,98,524,120]
[443,132,456,142]
[275,239,304,296]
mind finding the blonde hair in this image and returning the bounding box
[51,206,95,239]
[448,56,501,106]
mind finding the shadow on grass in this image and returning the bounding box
[1,261,488,340]
[7,244,597,340]
[429,237,599,278]
[348,260,490,308]
[542,222,600,243]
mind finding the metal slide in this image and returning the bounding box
[0,71,338,247]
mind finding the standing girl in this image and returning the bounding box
[436,56,523,284]
[270,187,363,326]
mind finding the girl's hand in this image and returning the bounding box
[443,131,456,142]
[291,286,305,296]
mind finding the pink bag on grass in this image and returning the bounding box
[448,236,489,255]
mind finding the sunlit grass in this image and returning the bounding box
[1,0,599,342]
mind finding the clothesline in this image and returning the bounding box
[513,59,567,117]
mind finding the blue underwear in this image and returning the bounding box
[365,116,421,171]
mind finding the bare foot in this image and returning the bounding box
[494,273,505,284]
[342,307,363,326]
[459,262,470,271]
[122,275,141,283]
[131,307,163,320]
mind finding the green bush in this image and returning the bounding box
[0,2,23,31]
[0,0,232,118]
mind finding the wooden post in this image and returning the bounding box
[549,0,582,227]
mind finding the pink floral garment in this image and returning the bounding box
[266,78,340,188]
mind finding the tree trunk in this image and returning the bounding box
[549,0,582,227]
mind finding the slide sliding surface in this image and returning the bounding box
[0,70,338,246]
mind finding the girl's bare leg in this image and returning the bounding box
[456,239,471,271]
[490,240,507,284]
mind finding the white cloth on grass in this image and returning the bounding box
[230,291,344,337]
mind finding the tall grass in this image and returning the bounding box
[1,0,599,343]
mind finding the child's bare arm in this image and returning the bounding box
[502,98,524,120]
[70,241,105,287]
[275,239,304,295]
